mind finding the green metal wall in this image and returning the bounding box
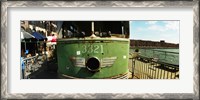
[57,38,130,79]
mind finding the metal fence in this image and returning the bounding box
[139,49,179,65]
[129,50,179,79]
[21,55,44,79]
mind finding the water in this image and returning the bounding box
[130,48,179,53]
[153,49,179,53]
[130,48,179,65]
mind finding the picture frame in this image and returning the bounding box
[1,1,199,99]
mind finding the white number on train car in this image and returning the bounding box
[94,45,99,53]
[82,45,103,53]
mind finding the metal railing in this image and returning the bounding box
[129,51,179,79]
[22,55,44,79]
[139,49,179,65]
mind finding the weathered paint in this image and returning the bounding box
[57,37,130,79]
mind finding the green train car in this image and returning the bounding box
[57,21,130,79]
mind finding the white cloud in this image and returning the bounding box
[147,25,166,32]
[163,21,179,31]
[147,21,179,32]
[129,21,133,25]
[131,21,179,43]
[146,21,158,25]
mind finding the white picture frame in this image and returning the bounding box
[1,1,199,99]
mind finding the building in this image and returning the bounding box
[21,21,62,37]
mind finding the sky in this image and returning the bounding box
[130,21,179,44]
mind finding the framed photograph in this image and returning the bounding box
[1,1,199,99]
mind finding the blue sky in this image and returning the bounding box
[130,21,179,44]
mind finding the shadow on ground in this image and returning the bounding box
[29,59,59,79]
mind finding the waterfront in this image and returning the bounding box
[130,48,179,65]
[130,48,179,53]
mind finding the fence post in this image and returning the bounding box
[132,58,135,79]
